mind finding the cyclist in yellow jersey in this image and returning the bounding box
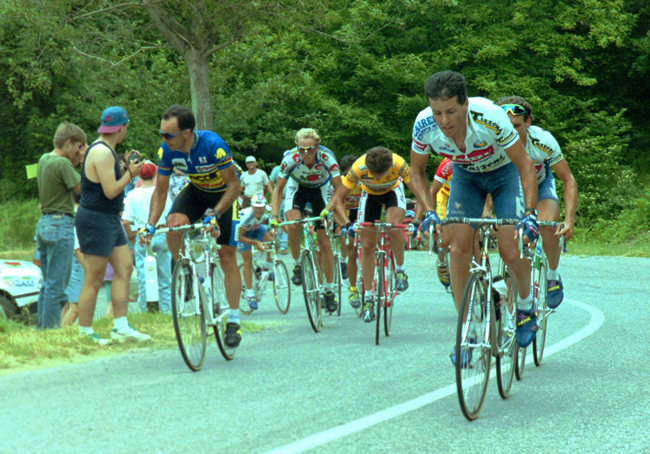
[326,147,416,323]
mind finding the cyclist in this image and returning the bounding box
[409,71,540,365]
[237,194,274,310]
[270,128,343,314]
[497,96,578,308]
[144,104,244,349]
[328,146,414,323]
[429,158,453,288]
[338,155,363,309]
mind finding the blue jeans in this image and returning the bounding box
[36,214,75,329]
[134,235,172,313]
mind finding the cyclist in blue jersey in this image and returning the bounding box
[144,104,243,349]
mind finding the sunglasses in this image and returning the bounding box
[500,104,527,116]
[159,129,185,140]
[297,145,318,153]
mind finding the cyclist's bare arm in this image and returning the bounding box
[332,184,353,225]
[551,159,578,240]
[87,145,143,200]
[504,141,538,211]
[408,151,434,213]
[429,179,443,213]
[148,173,170,227]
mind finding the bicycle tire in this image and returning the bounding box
[356,266,364,318]
[384,253,395,337]
[495,273,517,399]
[301,250,322,332]
[273,260,291,314]
[455,271,491,421]
[237,263,255,315]
[211,263,235,361]
[375,255,384,346]
[334,259,342,317]
[533,260,549,367]
[515,347,526,380]
[171,258,206,371]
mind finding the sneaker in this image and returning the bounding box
[225,322,242,348]
[516,305,538,348]
[80,332,112,346]
[362,298,375,323]
[291,265,302,286]
[395,271,409,291]
[324,291,337,313]
[450,340,475,368]
[547,277,564,309]
[246,295,258,310]
[111,324,151,343]
[349,288,361,309]
[437,261,451,288]
[340,262,348,280]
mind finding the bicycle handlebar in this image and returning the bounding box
[278,216,322,227]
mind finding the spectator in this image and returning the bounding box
[240,156,272,208]
[61,193,84,327]
[269,163,288,254]
[35,121,86,329]
[122,161,173,314]
[75,106,148,345]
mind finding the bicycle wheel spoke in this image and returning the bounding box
[496,273,517,399]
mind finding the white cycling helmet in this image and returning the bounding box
[251,194,266,207]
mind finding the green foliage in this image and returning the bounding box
[0,199,41,250]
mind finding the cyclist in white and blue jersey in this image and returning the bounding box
[144,104,243,349]
[409,71,541,366]
[497,96,578,309]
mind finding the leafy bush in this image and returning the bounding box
[0,199,41,250]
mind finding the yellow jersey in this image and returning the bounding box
[342,154,411,196]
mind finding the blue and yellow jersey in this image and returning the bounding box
[157,130,233,193]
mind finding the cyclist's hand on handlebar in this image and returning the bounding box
[556,220,574,241]
[138,223,156,245]
[270,217,280,231]
[255,241,266,251]
[202,215,221,238]
[516,214,539,243]
[320,208,330,219]
[421,211,441,232]
[345,222,355,239]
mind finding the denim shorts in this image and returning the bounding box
[238,225,269,252]
[447,162,524,221]
[538,162,559,203]
[75,206,128,257]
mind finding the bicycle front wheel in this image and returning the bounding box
[533,260,549,367]
[302,251,322,332]
[496,273,517,399]
[237,263,254,315]
[211,263,235,361]
[384,254,395,337]
[455,271,491,420]
[273,260,291,314]
[515,347,526,380]
[171,258,206,371]
[375,258,385,346]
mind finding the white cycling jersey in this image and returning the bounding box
[412,97,519,173]
[238,206,270,232]
[278,146,340,188]
[525,125,564,184]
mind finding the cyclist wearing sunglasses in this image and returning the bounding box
[144,104,244,349]
[497,96,578,309]
[409,71,540,364]
[270,128,343,314]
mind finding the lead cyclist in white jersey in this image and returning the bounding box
[497,96,578,309]
[409,71,540,366]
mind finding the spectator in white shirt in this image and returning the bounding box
[122,162,173,313]
[240,156,272,208]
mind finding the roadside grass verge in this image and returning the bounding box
[0,313,264,372]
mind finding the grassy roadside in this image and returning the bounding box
[0,313,263,374]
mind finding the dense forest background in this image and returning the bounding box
[1,0,649,236]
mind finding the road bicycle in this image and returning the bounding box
[330,231,347,317]
[356,221,411,345]
[153,223,235,371]
[237,238,291,315]
[441,216,522,420]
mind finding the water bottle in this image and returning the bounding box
[534,241,542,270]
[144,255,159,303]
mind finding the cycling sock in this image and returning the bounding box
[79,326,93,335]
[518,294,533,312]
[437,256,448,266]
[113,317,129,332]
[294,259,300,268]
[364,290,373,300]
[323,282,333,292]
[350,286,357,292]
[263,260,272,270]
[547,267,560,281]
[228,309,240,323]
[339,256,346,263]
[395,264,405,273]
[246,289,255,297]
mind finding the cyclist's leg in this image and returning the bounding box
[240,248,254,290]
[166,183,208,259]
[538,180,564,308]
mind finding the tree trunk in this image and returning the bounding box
[185,48,213,130]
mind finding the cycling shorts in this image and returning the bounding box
[537,162,558,203]
[283,179,331,230]
[357,182,406,223]
[238,225,269,252]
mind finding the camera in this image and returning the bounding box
[128,151,141,164]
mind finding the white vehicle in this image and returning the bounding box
[0,260,42,321]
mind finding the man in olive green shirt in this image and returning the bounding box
[35,122,86,329]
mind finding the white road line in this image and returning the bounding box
[264,298,605,454]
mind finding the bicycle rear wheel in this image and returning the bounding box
[302,251,322,332]
[496,273,517,399]
[384,254,395,337]
[374,257,385,345]
[237,264,254,315]
[533,260,549,367]
[171,258,206,371]
[334,259,342,317]
[515,347,526,380]
[211,263,235,361]
[273,260,290,314]
[455,271,491,420]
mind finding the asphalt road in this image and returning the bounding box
[1,253,648,454]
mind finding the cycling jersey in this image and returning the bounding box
[342,154,411,195]
[345,183,362,209]
[157,131,234,193]
[525,125,564,184]
[411,97,519,173]
[279,146,340,188]
[434,158,452,196]
[238,207,270,232]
